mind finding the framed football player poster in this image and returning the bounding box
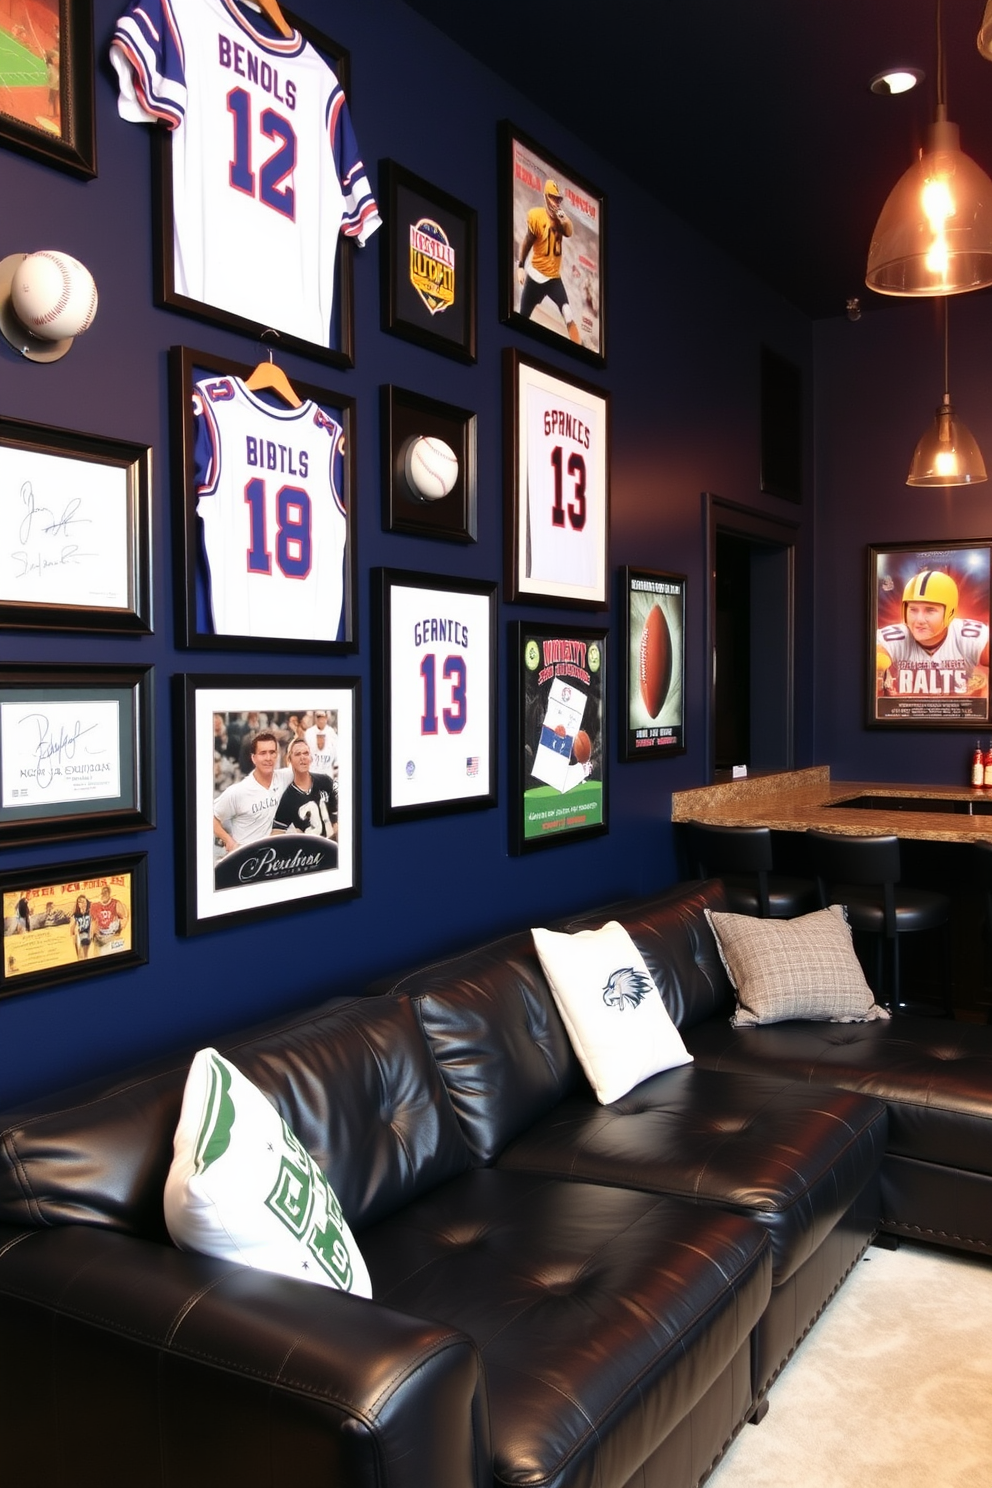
[622,567,687,761]
[381,385,477,543]
[0,0,96,179]
[498,121,606,368]
[1,851,148,1001]
[868,541,992,729]
[372,569,497,825]
[0,413,152,634]
[111,6,378,366]
[379,160,477,363]
[504,349,609,608]
[177,674,359,936]
[171,345,357,654]
[510,620,608,854]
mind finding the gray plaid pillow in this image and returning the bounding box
[704,905,891,1028]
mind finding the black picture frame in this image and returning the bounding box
[177,673,360,936]
[170,345,357,654]
[0,413,152,634]
[868,540,992,729]
[504,347,610,608]
[1,851,148,1000]
[498,120,606,368]
[0,664,154,848]
[379,159,477,363]
[510,620,608,854]
[149,12,363,367]
[0,0,96,179]
[621,567,687,761]
[372,568,497,824]
[381,385,477,543]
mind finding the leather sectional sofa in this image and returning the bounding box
[0,878,987,1488]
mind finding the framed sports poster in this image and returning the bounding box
[510,621,608,854]
[0,413,152,633]
[0,664,153,848]
[1,852,147,1000]
[381,385,477,543]
[170,345,357,654]
[498,120,605,367]
[177,674,359,936]
[622,567,686,761]
[0,0,96,179]
[504,348,609,608]
[111,6,378,366]
[379,159,477,363]
[372,569,497,825]
[868,541,992,729]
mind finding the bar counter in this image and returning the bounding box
[671,766,992,843]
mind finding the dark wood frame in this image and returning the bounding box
[498,120,606,368]
[372,568,497,825]
[509,619,608,854]
[379,159,477,363]
[170,345,357,653]
[381,385,477,543]
[1,851,148,1000]
[0,663,154,848]
[504,347,610,608]
[621,566,687,761]
[0,413,152,633]
[177,673,360,936]
[0,0,96,179]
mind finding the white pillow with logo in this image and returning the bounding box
[532,921,692,1104]
[165,1047,371,1297]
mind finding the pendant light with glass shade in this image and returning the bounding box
[867,0,992,296]
[906,299,986,485]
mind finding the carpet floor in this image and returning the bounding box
[705,1240,992,1488]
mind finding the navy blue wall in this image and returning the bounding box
[0,0,813,1104]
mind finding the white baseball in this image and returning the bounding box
[11,251,99,341]
[404,435,459,501]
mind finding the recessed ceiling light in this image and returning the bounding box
[870,67,924,95]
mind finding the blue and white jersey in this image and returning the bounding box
[111,0,380,346]
[193,375,346,642]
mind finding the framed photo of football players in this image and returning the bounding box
[868,541,992,729]
[381,385,477,543]
[1,851,148,1001]
[504,349,609,608]
[112,7,378,366]
[0,663,154,848]
[177,674,359,936]
[510,621,608,854]
[498,121,606,368]
[622,567,687,761]
[171,345,357,655]
[0,0,96,179]
[379,160,477,364]
[372,569,497,825]
[0,414,152,634]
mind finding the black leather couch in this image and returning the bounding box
[1,876,982,1488]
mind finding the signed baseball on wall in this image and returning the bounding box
[10,251,99,341]
[404,435,459,501]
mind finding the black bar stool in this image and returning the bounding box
[807,830,953,1016]
[685,822,819,919]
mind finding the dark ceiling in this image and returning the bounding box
[402,0,992,319]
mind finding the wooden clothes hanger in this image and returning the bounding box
[245,347,302,407]
[243,0,293,40]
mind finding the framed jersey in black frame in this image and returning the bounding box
[379,159,477,364]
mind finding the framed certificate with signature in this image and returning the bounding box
[0,415,152,634]
[0,665,154,848]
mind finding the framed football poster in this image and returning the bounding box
[622,567,686,760]
[510,620,608,854]
[170,345,357,654]
[0,0,96,179]
[379,159,477,363]
[372,569,497,825]
[504,348,609,608]
[868,541,991,729]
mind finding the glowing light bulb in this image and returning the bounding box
[935,448,958,476]
[922,176,955,229]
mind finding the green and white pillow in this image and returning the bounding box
[164,1047,371,1297]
